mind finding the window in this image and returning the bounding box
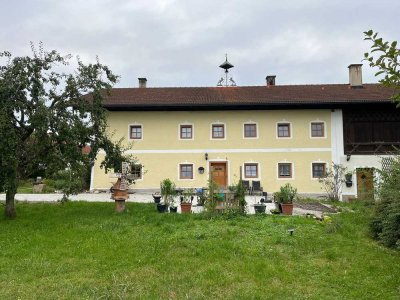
[278,163,292,178]
[244,123,257,138]
[312,163,326,178]
[277,123,291,138]
[212,124,225,139]
[311,122,325,137]
[244,163,258,178]
[131,165,142,180]
[180,125,193,139]
[130,125,142,139]
[180,164,193,179]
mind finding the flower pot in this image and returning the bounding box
[169,206,178,213]
[281,203,293,215]
[153,195,162,204]
[180,203,192,213]
[254,204,266,213]
[275,202,282,213]
[157,203,168,213]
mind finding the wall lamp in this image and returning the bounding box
[346,154,351,161]
[205,153,208,160]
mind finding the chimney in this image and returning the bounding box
[138,77,147,88]
[266,75,276,86]
[348,64,363,87]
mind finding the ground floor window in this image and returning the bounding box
[312,163,326,178]
[180,164,193,179]
[278,163,292,178]
[131,164,142,179]
[244,163,258,178]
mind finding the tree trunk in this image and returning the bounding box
[5,185,17,219]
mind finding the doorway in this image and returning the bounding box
[356,168,374,200]
[210,162,227,188]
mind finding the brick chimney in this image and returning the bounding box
[266,75,276,86]
[138,77,147,88]
[348,64,363,88]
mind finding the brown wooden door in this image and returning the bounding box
[210,163,227,188]
[356,168,374,200]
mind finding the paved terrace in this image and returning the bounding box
[0,192,332,217]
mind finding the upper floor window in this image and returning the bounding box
[277,123,291,138]
[244,163,258,178]
[180,164,193,179]
[278,163,292,178]
[311,122,325,137]
[212,124,225,139]
[130,125,142,139]
[244,123,257,138]
[312,163,326,178]
[180,125,193,139]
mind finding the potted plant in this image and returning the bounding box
[180,188,194,213]
[275,183,297,215]
[159,178,176,213]
[169,198,178,213]
[254,202,266,213]
[152,192,162,204]
[345,172,353,187]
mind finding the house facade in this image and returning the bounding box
[91,65,399,200]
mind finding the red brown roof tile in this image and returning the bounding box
[101,84,396,109]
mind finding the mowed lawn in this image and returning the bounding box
[0,202,399,299]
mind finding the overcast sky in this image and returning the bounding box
[1,0,399,88]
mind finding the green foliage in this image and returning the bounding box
[364,30,400,106]
[160,178,176,206]
[370,156,400,249]
[0,44,132,217]
[274,183,298,204]
[318,163,347,201]
[182,188,195,203]
[204,179,220,211]
[1,202,400,299]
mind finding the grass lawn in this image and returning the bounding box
[0,201,399,299]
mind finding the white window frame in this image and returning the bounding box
[243,162,260,180]
[131,164,144,182]
[276,121,293,139]
[210,122,227,140]
[243,122,259,139]
[128,123,143,141]
[178,162,195,181]
[277,161,295,180]
[178,123,194,140]
[311,161,328,180]
[310,120,327,139]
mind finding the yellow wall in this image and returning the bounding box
[92,109,332,193]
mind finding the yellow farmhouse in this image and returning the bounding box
[91,64,397,199]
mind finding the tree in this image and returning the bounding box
[0,44,129,219]
[318,163,347,201]
[364,30,400,105]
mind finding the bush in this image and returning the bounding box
[370,156,400,249]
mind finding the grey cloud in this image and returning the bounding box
[1,0,399,87]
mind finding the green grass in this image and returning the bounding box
[0,202,399,299]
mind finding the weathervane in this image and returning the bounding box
[217,54,236,87]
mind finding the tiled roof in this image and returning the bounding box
[101,84,395,109]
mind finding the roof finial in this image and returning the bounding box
[217,54,235,87]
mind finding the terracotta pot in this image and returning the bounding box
[180,203,192,213]
[281,203,293,215]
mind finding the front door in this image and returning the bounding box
[210,162,227,188]
[356,168,374,200]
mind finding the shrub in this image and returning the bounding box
[370,156,400,249]
[274,183,297,203]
